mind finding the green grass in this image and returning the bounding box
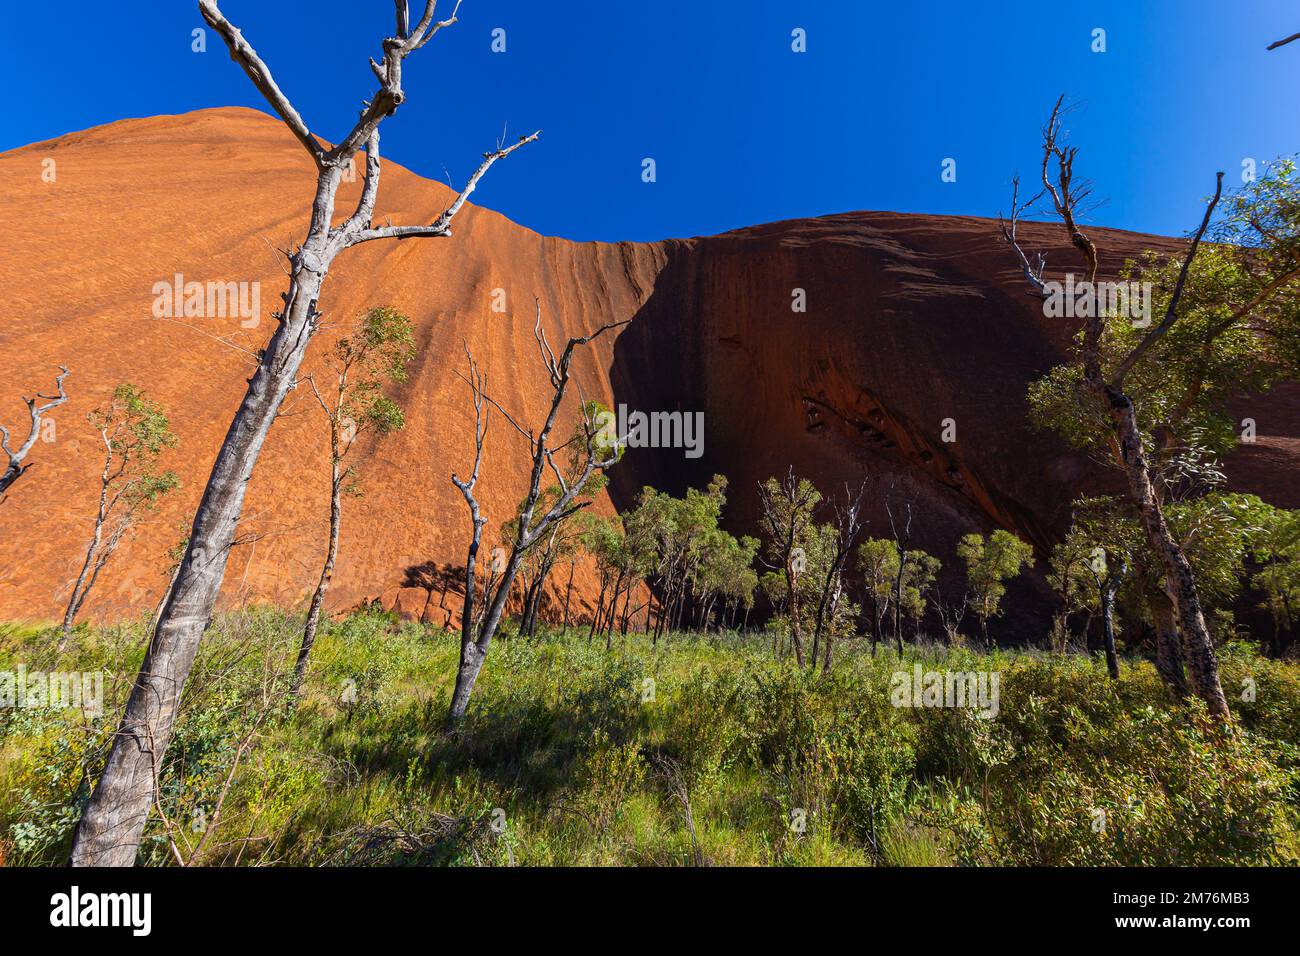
[1,608,1297,866]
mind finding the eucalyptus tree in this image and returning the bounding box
[512,480,603,638]
[634,477,730,640]
[809,482,867,671]
[0,366,69,502]
[884,490,918,655]
[757,470,822,666]
[291,307,415,698]
[956,530,1034,648]
[611,500,659,635]
[62,385,179,648]
[856,535,938,657]
[582,513,624,643]
[72,0,537,866]
[696,529,758,633]
[1069,492,1273,684]
[897,551,941,644]
[858,537,896,654]
[1001,99,1300,719]
[1055,502,1136,678]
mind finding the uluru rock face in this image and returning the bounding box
[1,108,1296,636]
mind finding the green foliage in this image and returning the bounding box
[858,538,897,616]
[622,475,757,627]
[572,727,645,836]
[3,610,1297,866]
[584,399,623,463]
[92,383,178,459]
[88,383,180,513]
[1058,492,1300,642]
[326,306,417,477]
[1047,528,1097,639]
[341,305,417,386]
[1031,160,1300,469]
[1248,504,1300,637]
[957,530,1034,636]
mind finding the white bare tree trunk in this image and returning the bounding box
[70,0,536,865]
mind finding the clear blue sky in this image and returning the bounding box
[1,1,1297,242]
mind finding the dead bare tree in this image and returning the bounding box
[933,586,970,646]
[0,366,69,502]
[70,0,538,866]
[999,95,1230,718]
[449,306,626,725]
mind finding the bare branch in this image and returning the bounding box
[462,374,533,447]
[349,131,541,246]
[198,1,325,163]
[997,174,1048,296]
[331,130,383,250]
[1039,95,1099,285]
[451,342,490,497]
[1,365,70,500]
[1110,172,1223,388]
[1267,32,1300,50]
[327,0,464,163]
[533,297,560,384]
[413,0,464,50]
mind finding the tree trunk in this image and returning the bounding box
[606,572,626,642]
[893,557,906,659]
[0,462,22,497]
[786,562,806,667]
[62,516,104,649]
[292,447,342,699]
[1100,577,1120,681]
[449,489,557,723]
[61,448,114,650]
[562,562,574,631]
[869,597,882,656]
[1149,588,1188,700]
[448,641,487,724]
[588,580,607,643]
[521,576,542,637]
[70,206,335,866]
[821,588,840,675]
[1103,386,1228,718]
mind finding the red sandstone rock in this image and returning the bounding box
[0,108,1295,635]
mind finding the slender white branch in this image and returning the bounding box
[349,131,540,246]
[331,130,383,251]
[1110,172,1224,388]
[1,365,70,495]
[198,0,325,163]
